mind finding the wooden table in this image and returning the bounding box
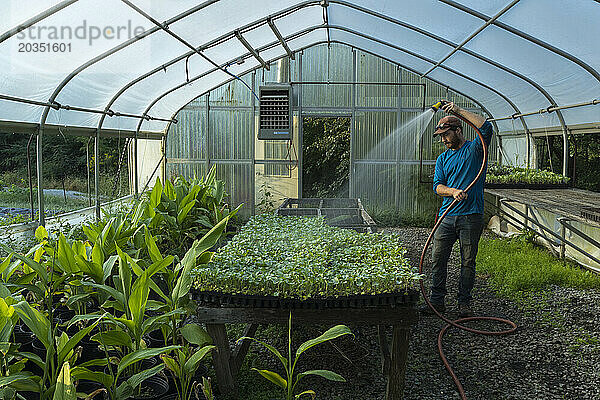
[196,304,419,400]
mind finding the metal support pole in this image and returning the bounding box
[86,137,92,206]
[349,49,356,198]
[36,126,45,226]
[298,52,303,199]
[206,93,211,172]
[251,71,256,213]
[559,217,567,259]
[134,128,139,197]
[94,129,101,221]
[26,132,36,221]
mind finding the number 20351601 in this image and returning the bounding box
[18,42,72,53]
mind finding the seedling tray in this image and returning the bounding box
[276,197,377,232]
[485,183,571,189]
[193,290,419,309]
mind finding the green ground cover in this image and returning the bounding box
[476,233,600,297]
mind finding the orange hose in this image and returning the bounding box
[418,112,517,399]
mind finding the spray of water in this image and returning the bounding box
[351,109,437,208]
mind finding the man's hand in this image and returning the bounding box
[452,188,468,201]
[441,100,459,114]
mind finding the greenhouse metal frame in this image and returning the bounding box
[0,0,598,225]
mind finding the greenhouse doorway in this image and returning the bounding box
[302,117,350,198]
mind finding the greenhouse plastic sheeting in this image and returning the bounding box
[0,0,598,133]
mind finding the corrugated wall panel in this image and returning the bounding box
[301,44,352,108]
[356,50,399,109]
[209,109,253,160]
[353,111,397,160]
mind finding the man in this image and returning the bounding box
[423,101,494,318]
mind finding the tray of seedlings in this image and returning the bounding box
[192,214,421,309]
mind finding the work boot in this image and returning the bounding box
[458,303,474,318]
[419,302,446,315]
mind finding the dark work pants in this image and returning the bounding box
[430,213,484,305]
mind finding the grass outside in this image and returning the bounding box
[476,233,600,298]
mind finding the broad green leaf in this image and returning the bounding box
[180,324,212,347]
[295,325,353,360]
[182,345,215,375]
[70,367,112,389]
[0,372,37,386]
[141,309,186,336]
[0,298,14,319]
[128,273,149,335]
[177,200,196,224]
[164,179,176,200]
[251,368,287,389]
[116,364,164,400]
[296,369,346,383]
[13,301,51,349]
[74,255,103,283]
[90,329,132,349]
[144,226,163,263]
[118,346,179,377]
[53,362,76,400]
[160,354,180,377]
[0,255,13,276]
[150,178,163,208]
[0,244,48,283]
[57,234,78,274]
[82,282,124,306]
[58,315,104,366]
[102,255,119,283]
[35,225,48,241]
[91,240,104,266]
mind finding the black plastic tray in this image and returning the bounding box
[193,290,419,309]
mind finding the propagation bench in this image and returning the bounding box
[193,291,419,400]
[485,187,600,270]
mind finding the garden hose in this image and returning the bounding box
[419,106,517,399]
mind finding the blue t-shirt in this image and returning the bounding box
[433,121,494,217]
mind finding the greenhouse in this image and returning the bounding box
[0,1,599,399]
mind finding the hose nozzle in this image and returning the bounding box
[431,100,448,112]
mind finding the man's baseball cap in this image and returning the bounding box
[433,115,462,136]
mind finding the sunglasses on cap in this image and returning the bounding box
[435,123,460,131]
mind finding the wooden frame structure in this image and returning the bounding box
[196,303,418,400]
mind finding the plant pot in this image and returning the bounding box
[13,324,34,352]
[145,329,167,348]
[128,376,169,400]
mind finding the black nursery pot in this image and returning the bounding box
[13,324,34,352]
[128,376,169,400]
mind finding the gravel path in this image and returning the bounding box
[237,227,600,400]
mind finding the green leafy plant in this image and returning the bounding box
[238,313,353,400]
[486,164,570,185]
[160,323,215,400]
[134,167,241,257]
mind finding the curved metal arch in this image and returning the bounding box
[149,24,526,139]
[0,0,79,44]
[439,0,600,84]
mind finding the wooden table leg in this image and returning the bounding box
[206,323,237,399]
[385,325,411,400]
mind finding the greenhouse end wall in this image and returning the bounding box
[164,43,498,221]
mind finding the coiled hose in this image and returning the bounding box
[418,112,517,399]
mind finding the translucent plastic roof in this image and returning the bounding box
[1,0,598,134]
